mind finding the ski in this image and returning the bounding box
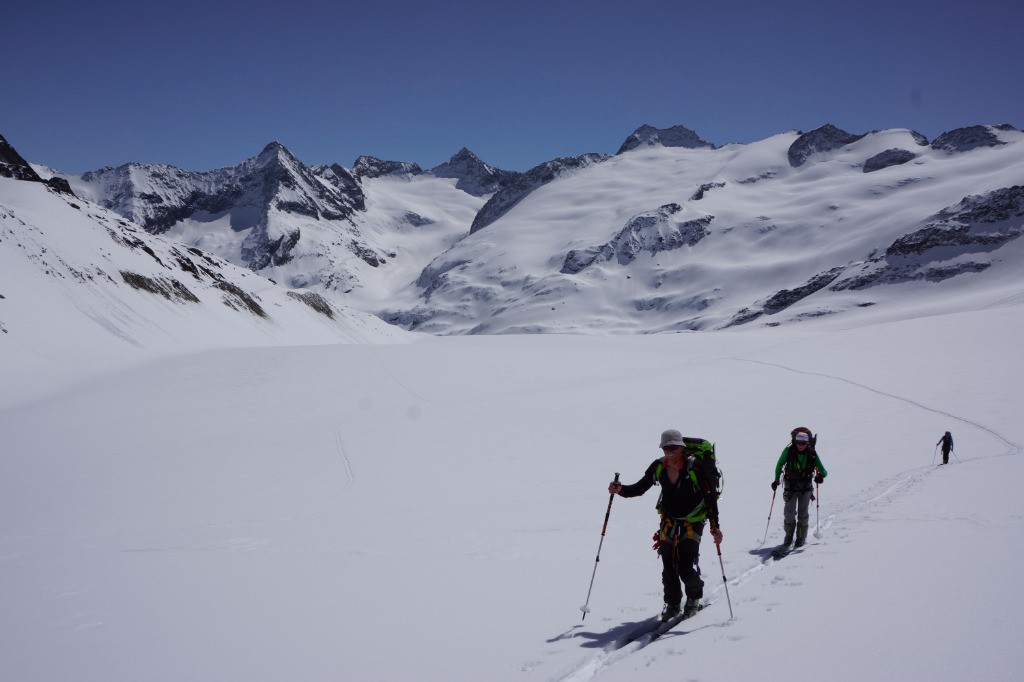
[650,604,703,641]
[772,542,812,560]
[772,542,812,559]
[620,604,704,648]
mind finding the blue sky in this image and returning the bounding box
[5,0,1022,174]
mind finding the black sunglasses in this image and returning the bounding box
[662,445,682,453]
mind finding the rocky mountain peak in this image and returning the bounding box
[787,124,866,167]
[254,140,305,172]
[931,124,1015,154]
[353,156,423,180]
[616,125,715,154]
[0,134,74,194]
[429,148,521,197]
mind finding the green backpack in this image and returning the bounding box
[654,436,724,512]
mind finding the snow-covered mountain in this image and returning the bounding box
[0,146,406,409]
[390,123,1024,334]
[23,122,1024,336]
[53,144,493,307]
[428,147,521,197]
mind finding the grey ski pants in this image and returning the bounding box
[783,483,814,524]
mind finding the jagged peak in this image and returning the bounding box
[0,133,45,183]
[449,147,481,162]
[353,156,423,180]
[616,124,715,154]
[256,141,302,167]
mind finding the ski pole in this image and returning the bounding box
[581,472,619,621]
[715,540,734,620]
[761,488,777,545]
[951,447,961,463]
[815,482,820,538]
[932,444,938,465]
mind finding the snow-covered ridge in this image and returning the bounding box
[0,174,406,409]
[381,124,1024,334]
[13,122,1024,336]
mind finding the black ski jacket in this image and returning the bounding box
[619,457,720,525]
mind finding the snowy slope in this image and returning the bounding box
[0,177,406,409]
[1,126,1023,682]
[0,305,1021,681]
[391,125,1024,333]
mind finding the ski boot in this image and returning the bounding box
[795,523,809,548]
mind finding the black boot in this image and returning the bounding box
[784,521,795,546]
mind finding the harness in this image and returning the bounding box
[784,447,816,481]
[651,457,709,555]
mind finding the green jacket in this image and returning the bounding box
[774,445,827,481]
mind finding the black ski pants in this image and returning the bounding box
[658,522,704,607]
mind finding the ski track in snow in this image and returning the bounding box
[332,345,430,495]
[335,428,356,492]
[551,356,1021,681]
[732,357,1021,457]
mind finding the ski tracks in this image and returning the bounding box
[332,345,432,495]
[335,428,356,492]
[732,357,1021,457]
[556,616,720,682]
[552,356,1021,682]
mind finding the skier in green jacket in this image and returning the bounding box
[771,427,827,548]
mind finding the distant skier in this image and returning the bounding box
[937,431,954,465]
[608,429,722,622]
[771,427,827,548]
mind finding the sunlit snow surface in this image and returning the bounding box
[1,308,1021,680]
[2,145,1023,680]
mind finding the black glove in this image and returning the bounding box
[814,473,824,484]
[771,480,779,491]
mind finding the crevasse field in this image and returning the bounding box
[2,301,1021,681]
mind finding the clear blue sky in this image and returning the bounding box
[5,0,1022,174]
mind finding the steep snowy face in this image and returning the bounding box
[469,153,610,234]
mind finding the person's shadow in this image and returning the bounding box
[750,545,778,562]
[548,617,661,649]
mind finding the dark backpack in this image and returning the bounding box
[785,427,818,477]
[654,436,723,513]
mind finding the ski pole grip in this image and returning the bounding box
[614,472,620,482]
